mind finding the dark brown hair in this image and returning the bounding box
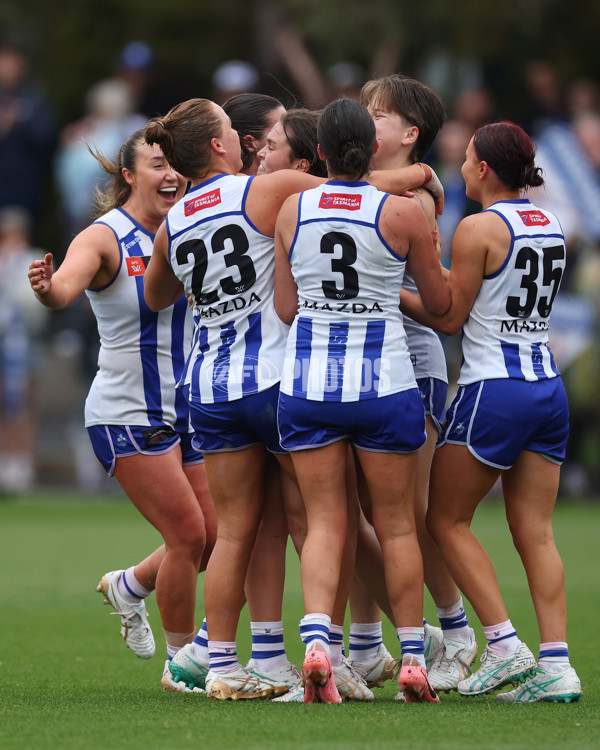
[281,108,327,178]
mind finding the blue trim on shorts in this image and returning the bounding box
[441,377,569,469]
[179,432,205,466]
[87,424,182,476]
[186,383,286,454]
[416,376,447,432]
[278,388,427,453]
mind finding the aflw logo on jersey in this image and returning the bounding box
[184,189,222,216]
[319,193,362,211]
[517,209,550,226]
[126,256,150,276]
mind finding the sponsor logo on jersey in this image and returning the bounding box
[126,256,150,276]
[516,209,550,226]
[184,188,222,215]
[319,193,362,210]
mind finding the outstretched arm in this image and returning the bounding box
[28,224,113,309]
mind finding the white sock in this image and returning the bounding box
[483,620,520,657]
[397,626,426,669]
[436,598,473,645]
[250,621,287,671]
[539,641,570,673]
[300,613,331,655]
[117,567,151,604]
[348,621,383,663]
[208,640,241,674]
[329,624,345,667]
[192,618,210,662]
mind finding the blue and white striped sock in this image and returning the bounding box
[118,567,151,604]
[436,598,473,645]
[299,613,331,656]
[208,640,241,674]
[539,641,570,674]
[348,622,383,663]
[329,624,345,667]
[396,626,426,668]
[250,621,287,671]
[483,620,520,657]
[192,618,209,662]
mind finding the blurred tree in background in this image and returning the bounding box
[1,0,598,126]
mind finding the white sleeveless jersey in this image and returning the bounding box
[280,180,417,401]
[458,199,565,385]
[84,207,193,429]
[403,270,448,382]
[167,173,289,403]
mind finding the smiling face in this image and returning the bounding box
[367,99,416,169]
[125,141,187,220]
[244,104,286,175]
[256,121,300,174]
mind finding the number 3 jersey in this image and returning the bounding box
[84,207,193,429]
[458,199,566,386]
[166,173,289,404]
[280,180,417,402]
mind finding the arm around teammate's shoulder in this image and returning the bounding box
[380,196,450,316]
[247,170,325,236]
[400,212,489,335]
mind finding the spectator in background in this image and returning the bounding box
[54,77,147,241]
[0,206,47,493]
[326,61,365,100]
[0,39,55,240]
[212,60,260,105]
[521,60,568,137]
[451,86,495,132]
[566,77,600,120]
[432,119,479,267]
[116,41,157,119]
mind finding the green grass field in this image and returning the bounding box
[0,494,598,749]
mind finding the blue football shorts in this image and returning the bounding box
[278,387,427,453]
[441,377,569,469]
[417,376,447,433]
[186,383,286,454]
[87,424,203,476]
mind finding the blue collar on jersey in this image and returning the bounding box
[325,179,370,187]
[186,172,231,195]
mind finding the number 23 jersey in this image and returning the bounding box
[166,173,289,404]
[458,199,565,385]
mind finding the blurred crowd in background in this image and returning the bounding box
[1,33,599,496]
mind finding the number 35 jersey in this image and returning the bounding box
[280,180,417,402]
[166,173,289,404]
[458,199,565,386]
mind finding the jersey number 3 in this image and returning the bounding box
[321,231,360,300]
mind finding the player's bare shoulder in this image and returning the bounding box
[410,186,436,228]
